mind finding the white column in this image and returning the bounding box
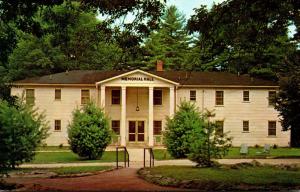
[121,86,126,146]
[100,85,105,110]
[148,87,154,147]
[169,86,175,117]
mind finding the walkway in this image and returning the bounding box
[5,168,183,191]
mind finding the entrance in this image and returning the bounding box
[128,121,145,142]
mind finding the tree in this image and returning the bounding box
[187,0,299,79]
[188,110,232,167]
[68,102,111,160]
[0,100,49,169]
[143,5,191,70]
[164,101,203,158]
[276,51,300,147]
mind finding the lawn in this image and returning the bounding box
[30,151,124,164]
[154,147,300,160]
[10,166,112,175]
[142,165,300,189]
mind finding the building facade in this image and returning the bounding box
[11,69,290,147]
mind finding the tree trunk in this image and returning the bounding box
[290,126,300,147]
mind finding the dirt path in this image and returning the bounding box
[5,168,183,191]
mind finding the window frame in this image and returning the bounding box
[154,89,162,106]
[111,120,120,135]
[81,89,90,105]
[111,89,121,105]
[55,89,61,100]
[215,120,224,135]
[190,90,196,101]
[243,90,250,102]
[215,91,224,106]
[26,89,35,105]
[243,120,249,132]
[268,121,276,136]
[54,120,61,131]
[268,91,276,107]
[153,120,162,135]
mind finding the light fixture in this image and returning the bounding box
[136,88,140,111]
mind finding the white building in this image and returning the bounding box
[11,64,290,147]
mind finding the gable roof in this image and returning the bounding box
[13,70,278,87]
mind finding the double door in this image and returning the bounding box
[128,121,145,142]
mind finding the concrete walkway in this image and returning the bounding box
[20,158,300,169]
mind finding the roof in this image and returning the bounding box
[13,70,278,87]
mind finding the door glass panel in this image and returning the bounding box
[138,134,144,141]
[129,134,135,142]
[129,121,135,133]
[138,121,144,133]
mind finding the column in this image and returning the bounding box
[120,86,126,146]
[100,85,105,110]
[169,86,175,117]
[148,87,154,147]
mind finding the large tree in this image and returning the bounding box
[188,0,299,79]
[143,5,191,70]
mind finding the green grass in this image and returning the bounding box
[148,165,300,186]
[30,151,124,164]
[11,166,112,175]
[154,147,300,160]
[36,146,70,151]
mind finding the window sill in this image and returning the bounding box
[215,105,224,107]
[54,130,61,132]
[54,99,62,102]
[242,131,250,133]
[267,135,277,138]
[242,101,250,103]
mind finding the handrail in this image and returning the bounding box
[116,146,129,169]
[144,147,155,168]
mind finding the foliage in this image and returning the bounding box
[0,100,49,169]
[164,101,203,158]
[68,102,111,160]
[187,0,298,79]
[143,6,191,70]
[276,51,300,147]
[188,111,232,167]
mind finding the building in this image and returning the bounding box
[11,64,290,147]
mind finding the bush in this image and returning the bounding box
[68,102,111,160]
[164,101,203,158]
[0,100,49,170]
[188,111,232,167]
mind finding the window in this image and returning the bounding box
[111,120,120,135]
[154,121,162,135]
[55,89,61,100]
[190,90,196,101]
[154,90,162,105]
[243,121,249,132]
[215,121,224,135]
[26,89,35,105]
[268,121,276,136]
[215,91,224,105]
[111,90,121,105]
[54,120,61,131]
[268,91,276,106]
[243,91,249,102]
[81,89,90,105]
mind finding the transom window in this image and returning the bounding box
[268,121,276,136]
[54,120,61,131]
[154,121,162,135]
[111,120,120,135]
[215,121,224,135]
[268,91,276,106]
[26,89,35,105]
[111,90,121,105]
[81,89,90,105]
[55,89,61,100]
[243,91,249,102]
[154,89,162,105]
[243,120,249,132]
[215,91,224,105]
[190,90,196,101]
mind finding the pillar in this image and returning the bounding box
[169,86,175,117]
[121,86,126,146]
[148,87,154,146]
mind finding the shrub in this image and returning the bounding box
[0,100,49,170]
[164,101,203,158]
[68,102,111,160]
[188,111,232,167]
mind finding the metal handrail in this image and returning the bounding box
[144,147,155,168]
[116,146,129,169]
